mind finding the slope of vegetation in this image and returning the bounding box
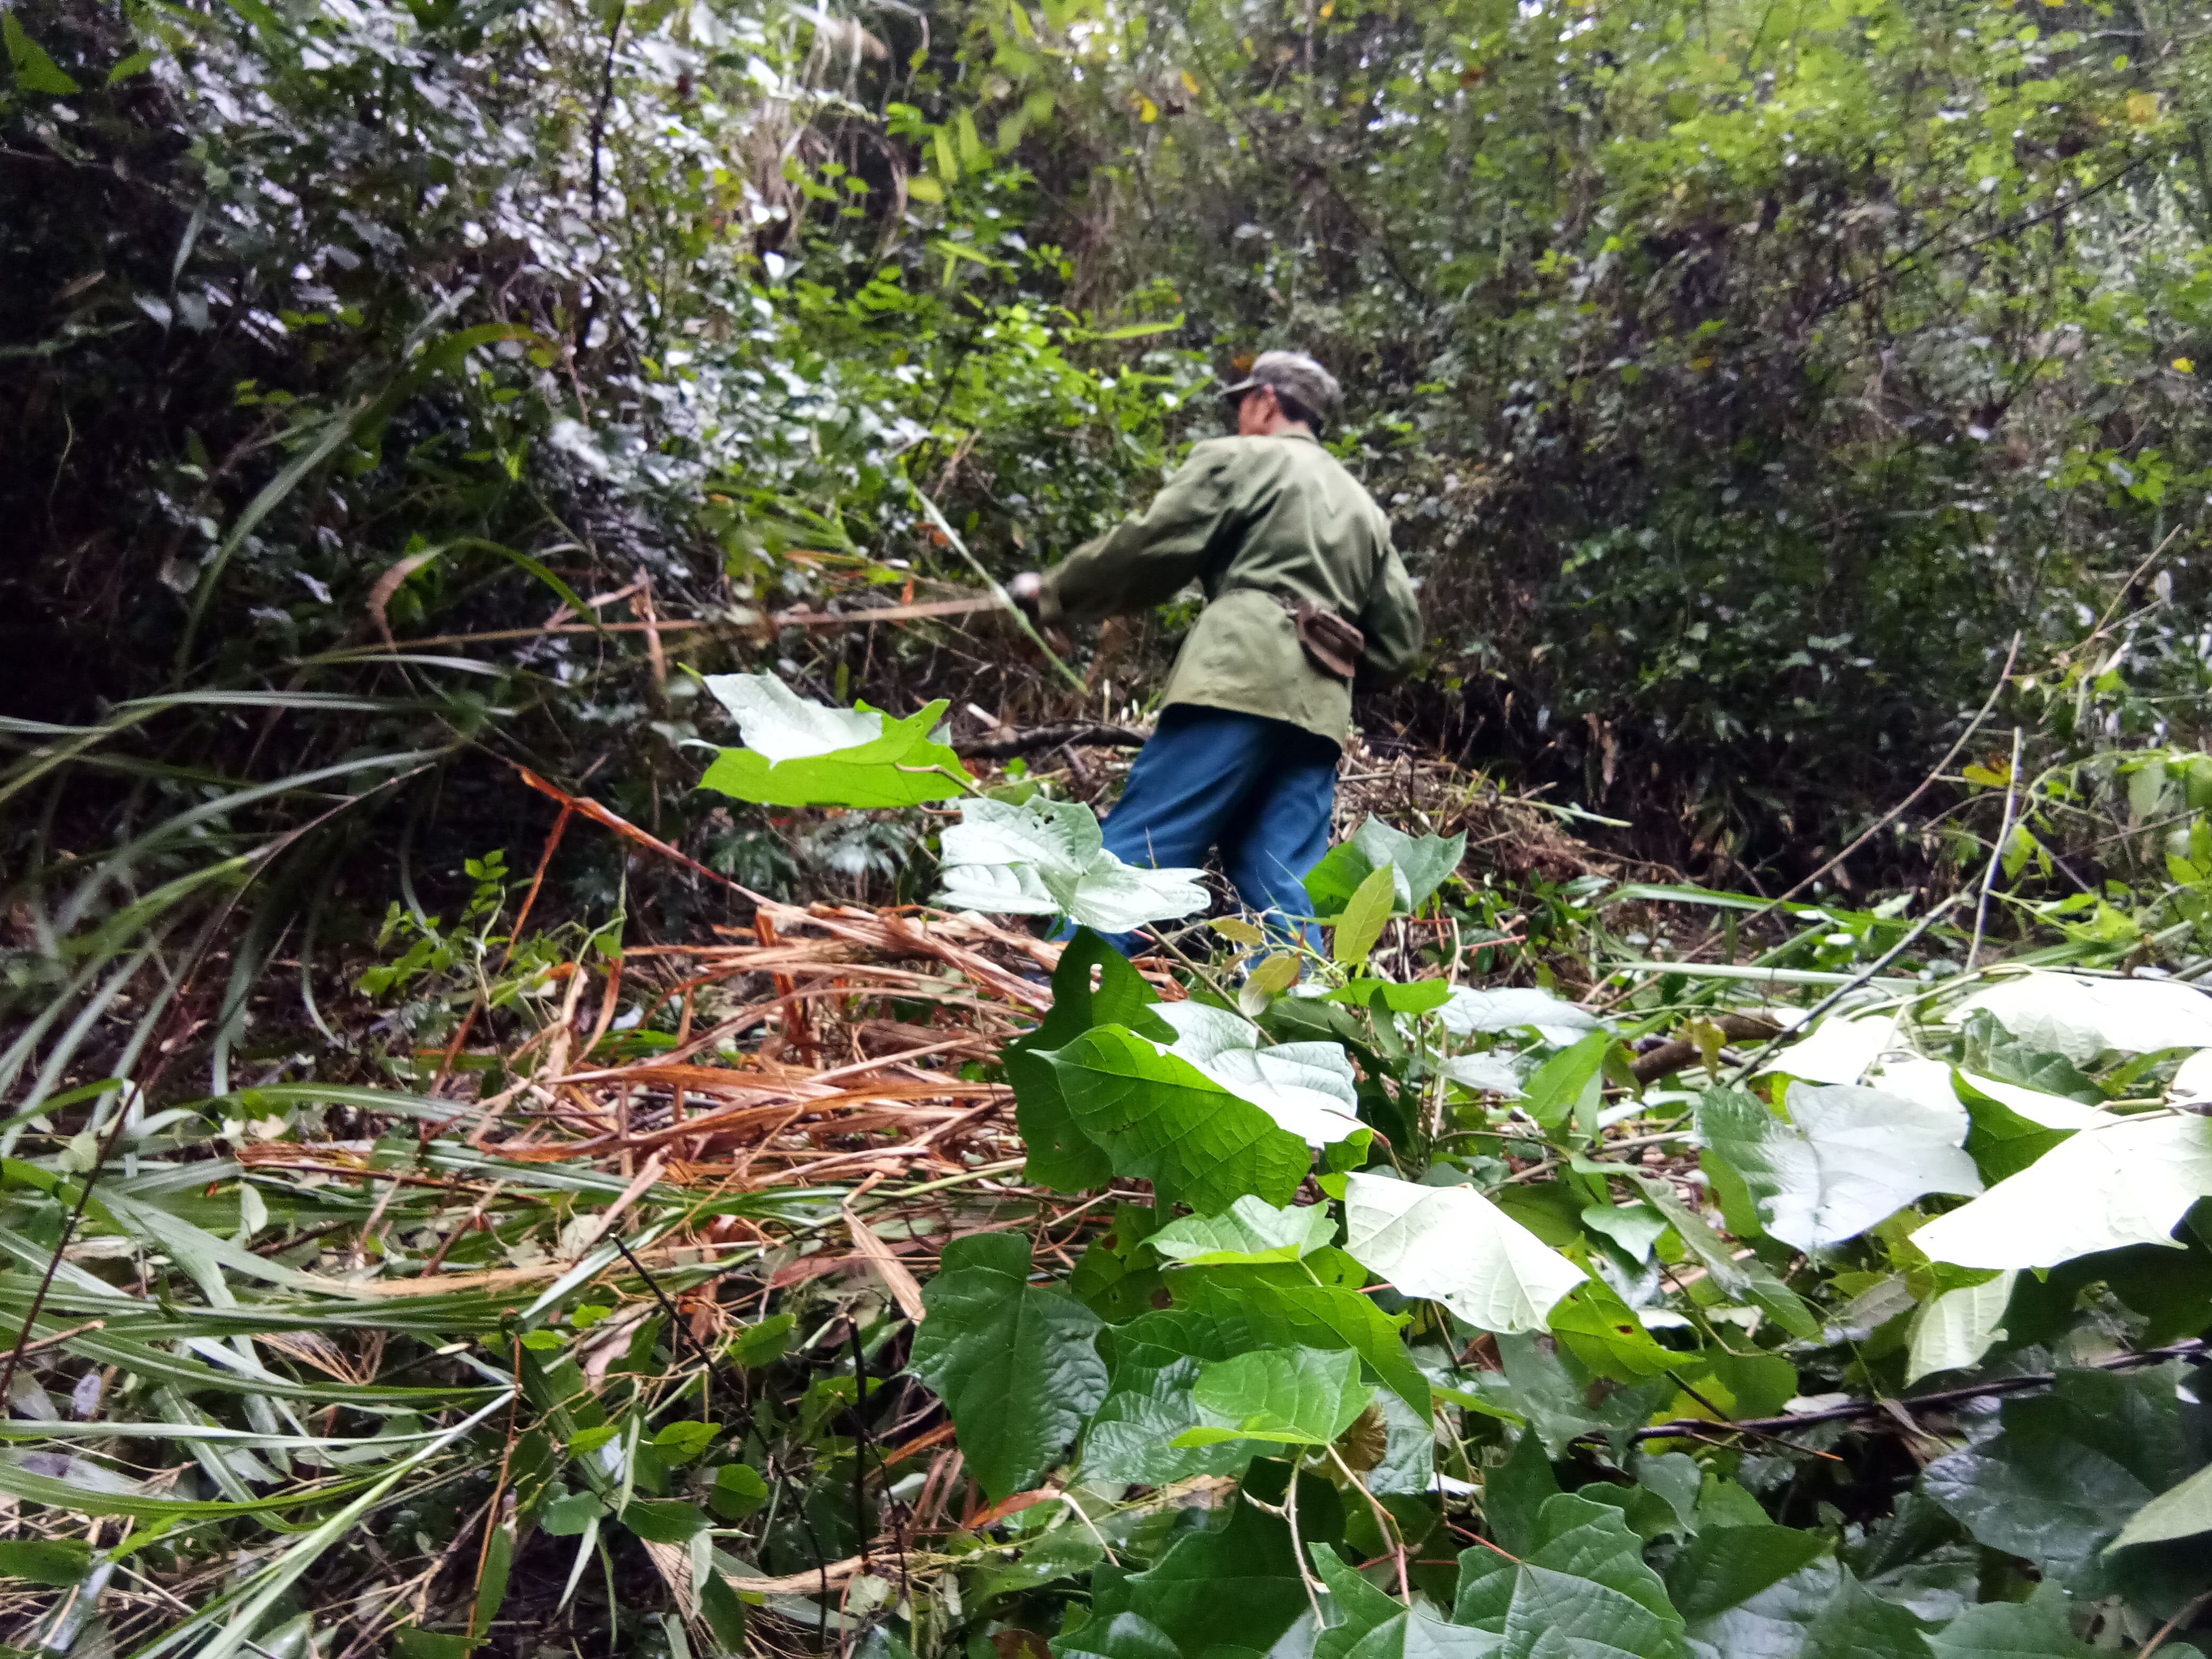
[6,0,2212,1653]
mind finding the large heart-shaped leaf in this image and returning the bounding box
[1904,1270,2016,1384]
[1340,1172,1586,1334]
[698,675,969,808]
[1437,987,1601,1048]
[1303,815,1468,916]
[1043,1026,1314,1212]
[1080,1337,1255,1487]
[1174,1345,1374,1448]
[1004,929,1171,1192]
[1948,973,2212,1064]
[1912,1114,2212,1269]
[1453,1493,1687,1659]
[1698,1083,1982,1253]
[936,797,1208,933]
[1165,1249,1431,1414]
[1925,1585,2100,1658]
[1921,1368,2196,1585]
[1107,1462,1344,1659]
[1153,1002,1367,1148]
[1152,1195,1337,1265]
[906,1234,1107,1502]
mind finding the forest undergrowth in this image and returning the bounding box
[11,0,2212,1650]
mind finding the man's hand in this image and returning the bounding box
[1007,571,1043,618]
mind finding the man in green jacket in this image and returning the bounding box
[1009,350,1421,953]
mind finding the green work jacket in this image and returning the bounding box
[1036,432,1421,747]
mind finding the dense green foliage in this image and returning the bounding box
[10,0,2212,1655]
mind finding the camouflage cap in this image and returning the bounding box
[1219,350,1343,426]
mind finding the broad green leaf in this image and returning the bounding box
[1152,1195,1336,1265]
[1682,1561,1928,1659]
[622,1497,708,1544]
[1174,1345,1373,1447]
[708,1462,768,1520]
[4,13,79,93]
[1437,987,1601,1047]
[1874,1057,2110,1184]
[1168,1249,1430,1415]
[1954,1075,2108,1184]
[1340,1171,1586,1333]
[1923,1397,2157,1584]
[1310,1541,1411,1659]
[937,796,1208,933]
[1082,1343,1253,1486]
[1548,1277,1678,1380]
[540,1491,604,1535]
[1051,1613,1181,1659]
[1798,1571,1932,1659]
[1453,1493,1687,1659]
[1115,1461,1344,1659]
[1925,1584,2099,1657]
[1516,1030,1611,1133]
[1664,1526,1831,1623]
[1324,977,1456,1013]
[698,676,968,807]
[0,1537,91,1587]
[1578,1200,1666,1260]
[1948,973,2212,1064]
[1485,1430,1562,1556]
[1304,816,1467,915]
[2108,1459,2212,1551]
[1044,1025,1313,1211]
[1697,1082,1982,1252]
[1239,951,1303,1015]
[1333,864,1397,966]
[907,1234,1107,1502]
[1346,1613,1503,1659]
[1912,1115,2212,1269]
[1153,1002,1367,1147]
[1005,929,1170,1192]
[1069,1201,1169,1322]
[1905,1271,2016,1384]
[1492,1333,1669,1457]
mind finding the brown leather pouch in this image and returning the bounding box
[1294,600,1365,681]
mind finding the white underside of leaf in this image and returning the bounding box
[1947,971,2212,1063]
[702,672,883,764]
[1436,1053,1525,1097]
[1754,1085,1984,1253]
[936,861,1060,915]
[1436,986,1600,1047]
[935,798,1207,932]
[1151,1004,1363,1147]
[1340,1172,1586,1333]
[1758,1010,1897,1086]
[1913,1113,2212,1268]
[1905,1271,2017,1384]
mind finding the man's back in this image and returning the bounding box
[1040,430,1419,744]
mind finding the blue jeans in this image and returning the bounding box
[1078,703,1340,955]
